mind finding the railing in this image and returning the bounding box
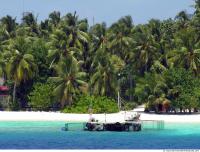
[64,122,86,131]
[141,120,165,130]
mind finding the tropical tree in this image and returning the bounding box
[133,26,158,74]
[47,28,84,69]
[0,51,10,78]
[90,22,107,52]
[0,15,16,37]
[7,37,37,103]
[22,12,39,35]
[109,16,134,62]
[148,19,169,68]
[90,47,117,97]
[168,27,200,75]
[49,11,61,27]
[175,10,190,30]
[61,12,89,48]
[48,29,69,67]
[49,55,87,108]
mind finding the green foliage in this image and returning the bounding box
[49,56,88,108]
[62,95,119,113]
[123,102,137,111]
[28,83,56,111]
[164,68,200,110]
[9,100,21,111]
[1,3,200,112]
[139,68,200,113]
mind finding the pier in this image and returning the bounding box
[84,121,142,131]
[64,120,164,132]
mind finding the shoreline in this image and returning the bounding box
[0,111,200,123]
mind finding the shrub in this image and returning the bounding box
[62,95,119,114]
[9,100,21,111]
[123,102,137,111]
[28,82,56,111]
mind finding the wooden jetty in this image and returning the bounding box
[63,120,164,132]
[84,121,142,132]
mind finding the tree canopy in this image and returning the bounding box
[0,2,200,113]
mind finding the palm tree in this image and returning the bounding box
[192,0,200,41]
[90,47,117,97]
[134,26,158,74]
[49,55,87,108]
[61,12,89,48]
[0,51,11,79]
[7,37,37,102]
[90,23,107,52]
[40,19,51,38]
[0,54,5,77]
[49,11,61,27]
[148,19,170,69]
[175,11,190,30]
[168,27,200,75]
[48,29,82,68]
[0,15,16,37]
[194,0,200,16]
[22,12,39,35]
[109,16,134,62]
[109,31,133,62]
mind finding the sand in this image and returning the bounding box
[0,110,200,123]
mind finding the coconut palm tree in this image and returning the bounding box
[0,54,5,77]
[49,54,87,108]
[134,26,158,74]
[7,37,37,102]
[61,12,89,48]
[0,15,16,37]
[22,12,39,35]
[109,16,134,62]
[0,51,11,78]
[90,46,117,97]
[175,11,190,30]
[48,29,82,68]
[49,11,61,27]
[90,23,107,52]
[192,0,200,41]
[109,31,133,62]
[168,27,200,75]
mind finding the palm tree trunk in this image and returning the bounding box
[145,64,148,72]
[13,81,17,103]
[61,98,65,109]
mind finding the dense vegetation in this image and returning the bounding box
[1,1,200,113]
[62,95,118,113]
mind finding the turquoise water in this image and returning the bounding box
[0,121,200,149]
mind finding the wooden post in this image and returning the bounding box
[65,123,68,131]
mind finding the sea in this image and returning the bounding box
[0,121,199,149]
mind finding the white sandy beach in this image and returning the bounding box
[0,107,200,123]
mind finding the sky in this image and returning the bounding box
[0,0,195,26]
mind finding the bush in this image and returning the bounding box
[164,68,200,111]
[28,82,56,111]
[9,100,21,111]
[62,95,119,114]
[123,102,137,111]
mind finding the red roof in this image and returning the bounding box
[0,86,9,91]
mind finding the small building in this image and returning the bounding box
[0,78,10,109]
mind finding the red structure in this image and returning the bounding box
[0,86,9,92]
